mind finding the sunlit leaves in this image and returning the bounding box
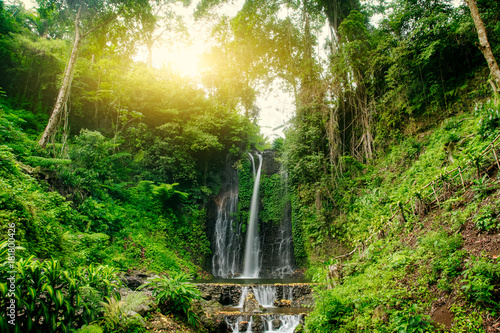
[199,0,310,117]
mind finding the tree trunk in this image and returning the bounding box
[466,0,500,92]
[39,6,118,148]
[39,12,83,148]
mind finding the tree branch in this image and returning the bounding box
[82,6,124,39]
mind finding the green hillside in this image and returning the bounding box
[0,0,499,332]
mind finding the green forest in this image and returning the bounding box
[0,0,500,332]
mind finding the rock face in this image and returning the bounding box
[121,271,151,290]
[243,292,263,314]
[259,202,295,278]
[197,283,244,305]
[261,149,281,175]
[193,299,229,333]
[251,315,265,332]
[206,155,243,277]
[259,150,296,278]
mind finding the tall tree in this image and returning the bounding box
[197,0,307,119]
[465,0,500,93]
[38,0,152,148]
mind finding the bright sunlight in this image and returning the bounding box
[148,43,205,77]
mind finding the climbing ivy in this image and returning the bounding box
[237,158,253,232]
[259,173,288,224]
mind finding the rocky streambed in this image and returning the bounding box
[119,272,315,333]
[195,282,314,332]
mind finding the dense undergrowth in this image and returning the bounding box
[0,106,208,274]
[300,99,500,332]
[0,96,251,331]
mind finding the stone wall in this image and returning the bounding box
[195,283,314,307]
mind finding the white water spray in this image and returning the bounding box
[242,153,263,278]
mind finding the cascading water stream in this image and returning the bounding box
[210,151,306,333]
[242,153,263,278]
[211,157,242,278]
[226,315,301,333]
[212,191,240,277]
[238,286,278,308]
[248,153,256,178]
[252,285,277,307]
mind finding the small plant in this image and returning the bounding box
[96,293,149,333]
[0,249,122,332]
[476,100,500,139]
[392,304,431,333]
[449,304,484,333]
[461,257,500,308]
[139,272,201,327]
[474,206,499,232]
[468,152,485,179]
[471,175,493,199]
[0,145,20,177]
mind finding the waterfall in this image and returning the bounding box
[272,207,295,278]
[226,314,301,333]
[248,153,256,178]
[252,285,277,307]
[238,287,249,307]
[238,286,276,308]
[212,191,241,277]
[268,171,295,278]
[242,153,263,278]
[212,158,242,278]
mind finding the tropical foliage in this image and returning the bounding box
[1,0,500,331]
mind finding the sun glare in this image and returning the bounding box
[151,42,205,78]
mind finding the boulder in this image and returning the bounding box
[238,321,249,332]
[272,318,282,330]
[120,271,152,290]
[194,299,229,333]
[243,292,263,314]
[251,315,265,332]
[125,310,146,326]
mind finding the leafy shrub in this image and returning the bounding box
[418,231,462,258]
[305,293,353,332]
[0,145,20,177]
[140,272,201,327]
[476,100,500,139]
[474,206,499,232]
[392,304,431,333]
[96,292,149,333]
[449,304,484,333]
[0,247,121,332]
[61,232,111,266]
[471,175,494,199]
[461,257,500,308]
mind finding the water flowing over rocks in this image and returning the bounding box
[201,151,313,332]
[194,282,314,332]
[195,283,313,308]
[208,150,297,278]
[209,155,243,278]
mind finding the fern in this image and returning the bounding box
[139,273,201,326]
